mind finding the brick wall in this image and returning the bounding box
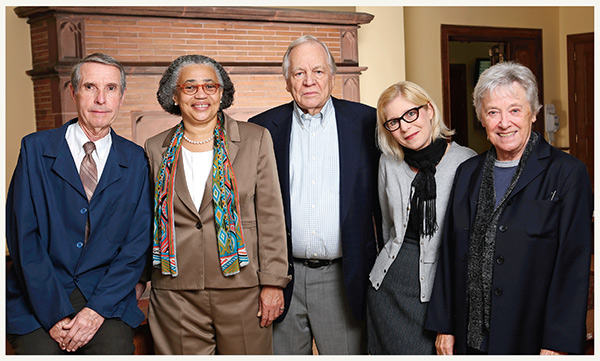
[15,7,372,144]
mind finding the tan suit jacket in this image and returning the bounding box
[145,113,290,290]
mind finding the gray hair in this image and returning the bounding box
[473,61,541,121]
[156,55,235,116]
[282,35,337,80]
[70,53,126,96]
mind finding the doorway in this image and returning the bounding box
[441,25,544,152]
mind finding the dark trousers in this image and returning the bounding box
[7,288,135,355]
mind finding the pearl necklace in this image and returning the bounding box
[183,133,215,145]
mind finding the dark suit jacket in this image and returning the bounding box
[6,118,152,334]
[249,97,381,321]
[425,134,592,354]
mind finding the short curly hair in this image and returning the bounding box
[156,55,235,115]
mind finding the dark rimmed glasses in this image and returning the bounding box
[177,83,221,96]
[383,103,428,132]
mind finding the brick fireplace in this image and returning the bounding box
[14,6,374,146]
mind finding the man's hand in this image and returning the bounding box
[61,307,105,352]
[49,317,71,349]
[256,285,284,328]
[435,333,455,355]
[540,348,568,355]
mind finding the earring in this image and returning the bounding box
[174,102,178,106]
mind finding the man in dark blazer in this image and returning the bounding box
[6,53,152,355]
[249,35,380,354]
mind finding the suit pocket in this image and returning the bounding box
[104,201,137,243]
[524,199,560,239]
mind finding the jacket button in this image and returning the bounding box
[498,225,507,232]
[80,208,87,214]
[287,232,291,237]
[496,256,504,265]
[494,288,503,296]
[195,222,202,230]
[76,241,84,248]
[74,276,79,282]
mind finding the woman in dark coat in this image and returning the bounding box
[425,62,592,355]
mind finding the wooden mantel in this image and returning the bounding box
[14,6,374,143]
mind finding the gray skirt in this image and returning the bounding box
[366,236,437,355]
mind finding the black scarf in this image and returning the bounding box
[402,138,448,238]
[466,132,539,350]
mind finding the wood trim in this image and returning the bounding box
[15,6,374,26]
[567,32,594,158]
[441,24,544,132]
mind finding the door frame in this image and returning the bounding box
[567,32,594,158]
[441,24,544,133]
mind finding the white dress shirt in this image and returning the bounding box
[289,98,341,260]
[182,147,213,211]
[65,121,112,180]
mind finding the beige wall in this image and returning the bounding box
[5,6,36,194]
[357,6,406,108]
[404,6,594,150]
[557,7,595,147]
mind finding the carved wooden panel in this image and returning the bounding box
[58,17,84,62]
[340,28,358,64]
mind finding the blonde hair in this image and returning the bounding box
[376,81,454,161]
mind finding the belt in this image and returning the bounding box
[293,257,341,268]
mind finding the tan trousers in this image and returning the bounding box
[148,286,272,355]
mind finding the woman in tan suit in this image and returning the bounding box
[145,54,290,355]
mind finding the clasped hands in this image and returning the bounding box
[49,307,105,352]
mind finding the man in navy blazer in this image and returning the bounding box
[249,36,380,354]
[6,53,152,354]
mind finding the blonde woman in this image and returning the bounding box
[367,81,475,354]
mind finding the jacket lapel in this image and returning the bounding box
[268,103,293,231]
[333,97,360,225]
[198,113,240,214]
[91,132,124,201]
[45,119,87,200]
[157,127,199,216]
[506,135,549,200]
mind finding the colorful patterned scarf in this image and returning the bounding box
[153,113,248,277]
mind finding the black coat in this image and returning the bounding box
[425,134,592,354]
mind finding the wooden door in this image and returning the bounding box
[567,32,594,189]
[508,38,544,133]
[449,63,468,146]
[441,25,544,140]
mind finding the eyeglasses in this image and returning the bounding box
[383,104,428,132]
[177,83,221,96]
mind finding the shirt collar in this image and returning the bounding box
[293,97,334,129]
[73,121,111,159]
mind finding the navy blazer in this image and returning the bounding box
[6,119,153,334]
[249,97,381,321]
[425,134,592,354]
